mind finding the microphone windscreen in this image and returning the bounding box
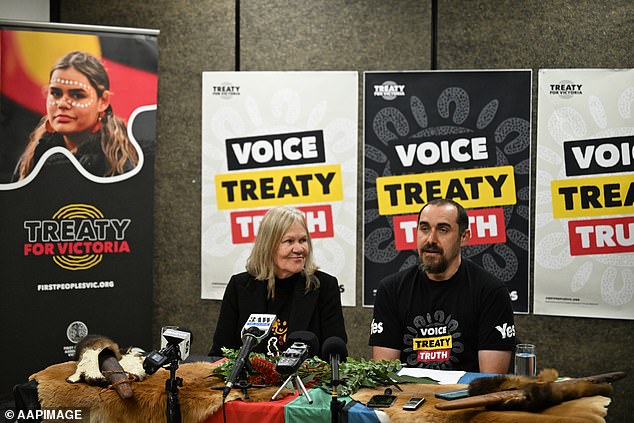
[286,331,319,356]
[321,336,348,361]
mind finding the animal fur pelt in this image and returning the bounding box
[66,334,145,400]
[468,369,614,412]
[28,362,612,423]
[31,361,288,423]
[468,368,560,396]
[351,383,610,423]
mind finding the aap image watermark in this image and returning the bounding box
[4,408,88,422]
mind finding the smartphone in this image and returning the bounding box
[366,394,397,408]
[434,387,470,400]
[403,397,425,411]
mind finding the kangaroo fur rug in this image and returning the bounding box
[31,361,285,423]
[31,362,611,423]
[352,383,611,423]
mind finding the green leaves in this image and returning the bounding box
[210,349,410,396]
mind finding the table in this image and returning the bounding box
[27,361,611,423]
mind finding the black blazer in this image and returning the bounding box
[209,270,347,358]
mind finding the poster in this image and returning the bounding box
[363,70,532,312]
[0,21,158,393]
[534,69,634,319]
[201,71,358,306]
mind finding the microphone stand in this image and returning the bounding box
[215,357,262,400]
[330,384,344,423]
[329,356,344,423]
[234,359,257,400]
[272,372,313,403]
[165,360,182,423]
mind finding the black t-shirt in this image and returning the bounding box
[369,259,516,372]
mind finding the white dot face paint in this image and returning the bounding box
[46,67,106,136]
[47,77,96,108]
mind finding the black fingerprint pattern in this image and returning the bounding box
[364,74,531,311]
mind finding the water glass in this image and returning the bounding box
[514,343,537,377]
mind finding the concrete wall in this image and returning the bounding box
[59,1,634,421]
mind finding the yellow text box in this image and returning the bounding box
[412,336,453,350]
[215,164,343,210]
[551,174,634,218]
[376,166,516,216]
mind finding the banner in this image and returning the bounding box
[0,21,158,392]
[363,71,532,312]
[534,69,634,319]
[201,72,358,306]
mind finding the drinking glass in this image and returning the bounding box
[514,343,537,377]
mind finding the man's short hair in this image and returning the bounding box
[418,198,469,234]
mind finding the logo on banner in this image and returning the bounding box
[212,82,241,100]
[373,80,405,100]
[549,80,583,99]
[64,321,89,357]
[23,204,132,270]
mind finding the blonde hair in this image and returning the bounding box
[246,206,319,298]
[17,51,138,179]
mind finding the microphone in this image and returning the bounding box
[223,314,276,398]
[322,336,348,387]
[322,336,348,423]
[276,331,319,375]
[143,327,193,375]
[287,331,320,356]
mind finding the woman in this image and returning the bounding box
[209,206,347,358]
[14,51,138,180]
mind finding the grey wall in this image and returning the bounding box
[59,1,634,421]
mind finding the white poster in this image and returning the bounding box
[201,71,358,306]
[534,69,634,319]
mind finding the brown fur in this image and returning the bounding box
[29,363,611,423]
[469,368,559,396]
[31,361,289,423]
[496,381,613,412]
[73,335,121,361]
[467,368,614,412]
[352,383,610,423]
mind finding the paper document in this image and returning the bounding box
[397,368,466,384]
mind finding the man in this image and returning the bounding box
[369,198,516,373]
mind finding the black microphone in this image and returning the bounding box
[322,336,348,387]
[322,336,348,423]
[223,314,276,398]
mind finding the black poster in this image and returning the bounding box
[363,71,531,313]
[0,22,158,393]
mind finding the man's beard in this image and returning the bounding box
[418,243,449,274]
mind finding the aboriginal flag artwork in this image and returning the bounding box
[0,22,158,394]
[363,71,532,312]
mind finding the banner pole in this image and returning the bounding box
[235,0,241,71]
[431,0,438,70]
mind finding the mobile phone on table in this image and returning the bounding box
[403,397,425,410]
[434,387,470,400]
[366,394,397,408]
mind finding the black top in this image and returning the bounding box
[12,131,134,181]
[209,270,347,358]
[369,259,515,372]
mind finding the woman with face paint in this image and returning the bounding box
[209,206,347,359]
[13,51,138,180]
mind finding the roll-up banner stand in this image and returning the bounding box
[0,20,158,394]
